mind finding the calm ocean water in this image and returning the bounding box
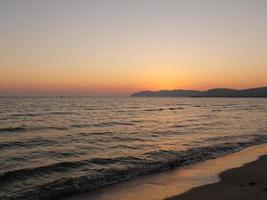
[0,97,267,200]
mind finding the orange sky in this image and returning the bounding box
[1,1,267,96]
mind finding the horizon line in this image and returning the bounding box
[1,85,267,97]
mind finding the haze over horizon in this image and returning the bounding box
[1,0,267,96]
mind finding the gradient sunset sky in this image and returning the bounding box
[1,0,267,96]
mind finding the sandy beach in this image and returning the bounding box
[1,1,267,199]
[62,144,267,200]
[167,155,267,200]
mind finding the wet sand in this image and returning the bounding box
[61,144,267,200]
[167,155,267,200]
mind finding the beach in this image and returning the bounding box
[168,155,267,200]
[62,144,267,200]
[1,97,267,199]
[1,1,267,199]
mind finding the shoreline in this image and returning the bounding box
[61,144,267,200]
[167,154,267,200]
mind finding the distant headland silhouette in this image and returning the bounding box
[131,86,267,97]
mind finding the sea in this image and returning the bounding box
[0,97,267,200]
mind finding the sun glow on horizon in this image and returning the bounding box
[1,0,267,96]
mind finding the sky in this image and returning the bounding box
[1,0,267,96]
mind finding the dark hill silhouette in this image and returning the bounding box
[131,87,267,97]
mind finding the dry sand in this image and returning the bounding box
[167,155,267,200]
